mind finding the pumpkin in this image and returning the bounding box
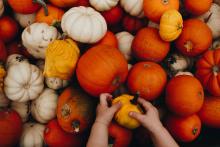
[120,0,144,18]
[97,31,118,48]
[74,0,90,7]
[148,20,159,29]
[0,16,19,43]
[22,22,60,59]
[49,0,79,8]
[61,6,107,44]
[4,62,44,102]
[101,5,124,26]
[175,71,194,77]
[57,87,96,134]
[6,54,29,69]
[159,9,183,42]
[8,0,47,14]
[127,62,167,101]
[90,0,119,11]
[197,3,220,39]
[76,45,128,97]
[143,0,179,23]
[175,19,212,57]
[108,121,132,147]
[36,4,64,25]
[31,88,58,123]
[0,64,9,108]
[165,114,201,142]
[0,40,7,63]
[11,101,30,122]
[0,109,22,147]
[116,31,134,61]
[46,77,69,90]
[196,49,220,96]
[44,39,80,80]
[20,123,45,147]
[198,96,220,128]
[112,94,142,129]
[166,75,204,116]
[44,119,85,147]
[15,13,36,28]
[184,0,213,15]
[0,0,4,17]
[132,27,170,62]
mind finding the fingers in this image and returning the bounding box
[138,98,153,111]
[109,102,122,114]
[129,111,144,123]
[100,93,112,106]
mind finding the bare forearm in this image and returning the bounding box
[87,122,109,147]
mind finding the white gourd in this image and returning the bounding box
[14,13,36,28]
[120,0,144,18]
[11,101,30,122]
[45,77,69,90]
[6,54,29,69]
[89,0,119,11]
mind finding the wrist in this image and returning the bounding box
[147,122,165,136]
[94,119,109,127]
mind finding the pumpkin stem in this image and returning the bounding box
[184,41,193,52]
[112,76,120,86]
[72,120,80,133]
[130,92,140,105]
[52,21,61,28]
[61,104,71,117]
[204,13,213,23]
[32,0,48,16]
[192,128,198,135]
[213,65,219,76]
[162,0,169,5]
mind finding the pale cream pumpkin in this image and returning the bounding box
[89,0,119,11]
[22,23,60,59]
[116,31,134,61]
[175,71,194,77]
[6,54,29,69]
[0,0,4,17]
[31,88,58,123]
[20,123,45,147]
[61,6,107,43]
[11,101,30,122]
[4,62,44,102]
[120,0,144,18]
[14,13,36,28]
[45,77,69,90]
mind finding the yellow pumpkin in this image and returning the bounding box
[112,94,143,129]
[159,9,183,42]
[44,39,80,80]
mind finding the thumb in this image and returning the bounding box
[109,102,122,114]
[129,111,144,122]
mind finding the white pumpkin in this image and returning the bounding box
[116,31,134,61]
[45,77,69,90]
[0,0,4,17]
[61,6,107,43]
[6,54,29,69]
[175,71,194,77]
[20,123,45,147]
[4,62,44,102]
[31,88,58,123]
[148,21,159,29]
[212,39,220,49]
[197,3,220,39]
[120,0,144,18]
[11,101,30,122]
[89,0,119,11]
[15,13,36,28]
[22,23,60,59]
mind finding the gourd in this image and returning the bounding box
[89,0,119,11]
[11,101,30,122]
[45,77,69,90]
[31,88,58,123]
[0,0,4,17]
[6,54,29,69]
[22,23,60,59]
[61,6,107,44]
[14,13,36,28]
[120,0,144,18]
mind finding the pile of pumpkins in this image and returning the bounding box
[0,0,220,146]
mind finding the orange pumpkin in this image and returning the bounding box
[198,96,220,128]
[57,87,96,134]
[143,0,179,23]
[166,75,204,116]
[97,31,118,48]
[36,5,64,25]
[49,0,79,8]
[127,62,167,101]
[175,19,212,57]
[196,49,220,96]
[132,27,170,62]
[184,0,213,15]
[76,45,128,97]
[165,114,201,142]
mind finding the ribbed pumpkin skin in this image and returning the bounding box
[49,0,79,8]
[76,45,128,97]
[184,0,213,15]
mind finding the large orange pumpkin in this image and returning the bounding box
[97,31,118,48]
[127,62,167,101]
[175,19,212,57]
[166,75,204,116]
[49,0,79,8]
[36,5,64,25]
[143,0,179,23]
[198,96,220,128]
[132,27,170,63]
[57,87,96,134]
[196,49,220,96]
[76,45,128,97]
[165,114,201,142]
[184,0,213,15]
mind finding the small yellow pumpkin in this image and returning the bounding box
[112,94,142,129]
[44,39,80,80]
[159,9,183,42]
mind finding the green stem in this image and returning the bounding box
[130,92,140,105]
[33,0,48,16]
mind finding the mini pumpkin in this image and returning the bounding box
[0,0,4,17]
[31,88,58,123]
[15,13,36,28]
[159,9,183,42]
[20,123,45,147]
[11,101,30,122]
[61,6,107,44]
[22,22,60,59]
[4,62,44,102]
[6,54,29,69]
[175,71,194,77]
[184,0,213,15]
[90,0,119,11]
[120,0,144,18]
[112,94,142,129]
[46,77,69,90]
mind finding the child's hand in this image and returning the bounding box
[95,93,122,126]
[129,98,163,133]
